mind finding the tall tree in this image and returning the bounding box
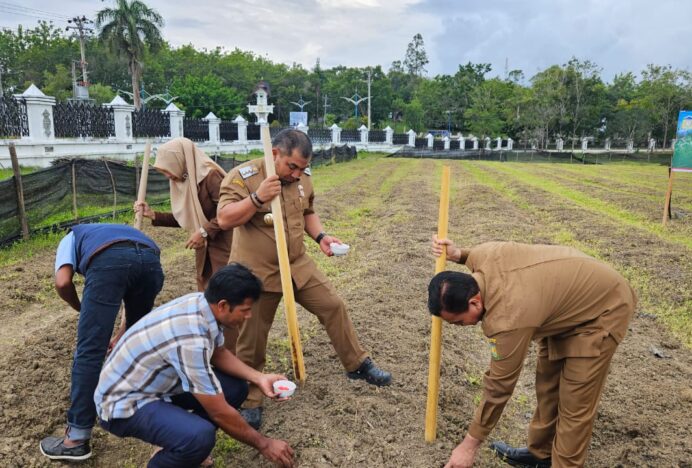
[96,0,164,109]
[563,58,606,147]
[403,33,429,77]
[639,65,691,148]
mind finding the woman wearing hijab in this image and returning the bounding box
[135,138,231,291]
[134,138,236,348]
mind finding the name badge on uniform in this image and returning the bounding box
[487,338,501,360]
[239,166,259,179]
[298,184,305,198]
[304,167,311,176]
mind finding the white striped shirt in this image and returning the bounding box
[95,292,224,421]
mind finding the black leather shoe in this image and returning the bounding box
[490,441,551,467]
[240,407,263,430]
[346,357,392,386]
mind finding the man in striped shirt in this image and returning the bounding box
[95,263,295,468]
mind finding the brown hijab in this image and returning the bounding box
[153,137,226,233]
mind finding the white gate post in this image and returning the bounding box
[164,103,185,138]
[16,84,55,142]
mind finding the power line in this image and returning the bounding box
[0,1,69,20]
[0,7,66,22]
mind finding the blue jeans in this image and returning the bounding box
[100,370,249,468]
[67,243,164,440]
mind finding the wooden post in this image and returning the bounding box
[134,142,151,230]
[9,143,29,240]
[425,165,451,442]
[134,155,140,198]
[662,168,675,226]
[103,160,117,220]
[71,160,78,221]
[261,126,306,383]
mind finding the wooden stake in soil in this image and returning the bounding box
[134,141,152,230]
[425,165,451,442]
[662,167,675,226]
[103,160,117,220]
[71,160,78,221]
[9,142,29,240]
[261,126,306,383]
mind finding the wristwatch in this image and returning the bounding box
[199,227,208,238]
[315,231,326,244]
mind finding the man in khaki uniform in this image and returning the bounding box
[217,129,391,429]
[429,239,636,468]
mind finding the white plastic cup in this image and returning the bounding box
[272,379,296,398]
[330,242,350,256]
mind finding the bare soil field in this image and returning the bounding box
[0,156,690,467]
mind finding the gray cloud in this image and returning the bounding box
[422,0,692,80]
[2,0,689,81]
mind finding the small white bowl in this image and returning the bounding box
[272,379,296,398]
[330,242,350,256]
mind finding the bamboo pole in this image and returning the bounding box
[9,143,29,240]
[425,165,451,442]
[134,141,151,230]
[662,168,675,226]
[261,126,306,383]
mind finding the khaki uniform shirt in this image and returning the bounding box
[463,242,636,440]
[217,158,327,293]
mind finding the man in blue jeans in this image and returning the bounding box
[95,263,295,467]
[40,223,164,461]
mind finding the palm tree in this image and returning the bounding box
[96,0,164,109]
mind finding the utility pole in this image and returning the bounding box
[366,68,372,130]
[322,95,330,128]
[66,16,94,88]
[0,64,4,98]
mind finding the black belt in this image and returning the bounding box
[109,240,155,250]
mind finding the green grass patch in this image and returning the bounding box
[212,432,242,467]
[0,165,39,180]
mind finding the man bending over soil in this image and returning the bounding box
[40,223,164,461]
[429,239,636,468]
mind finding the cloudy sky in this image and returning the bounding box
[1,0,689,81]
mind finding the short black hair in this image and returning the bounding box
[204,263,262,306]
[272,128,313,159]
[427,271,480,316]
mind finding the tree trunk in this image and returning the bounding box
[130,60,142,110]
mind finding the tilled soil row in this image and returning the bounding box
[516,164,692,228]
[477,162,692,312]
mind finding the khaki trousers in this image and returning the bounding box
[528,336,619,467]
[236,276,368,408]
